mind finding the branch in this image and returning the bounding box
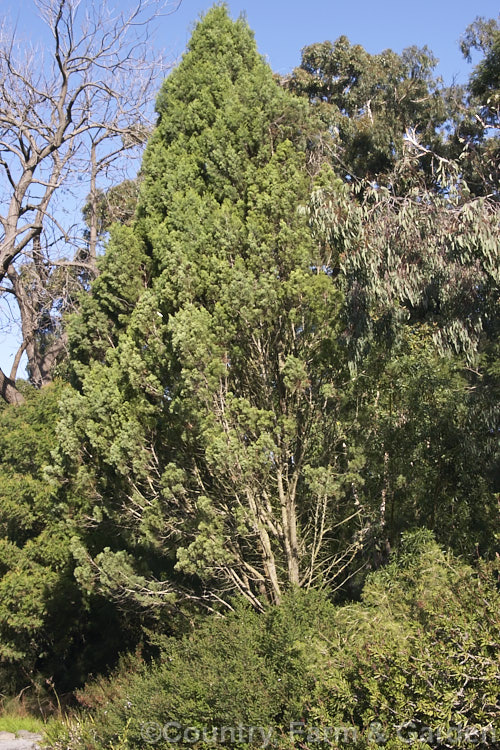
[10,339,27,381]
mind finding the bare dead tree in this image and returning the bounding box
[0,0,181,403]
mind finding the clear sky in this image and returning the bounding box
[0,0,498,378]
[167,0,499,83]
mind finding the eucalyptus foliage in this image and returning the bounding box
[306,159,499,557]
[289,37,449,185]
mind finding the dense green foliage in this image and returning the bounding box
[44,534,500,749]
[0,5,498,744]
[305,166,499,559]
[57,6,498,622]
[289,38,448,185]
[0,385,147,699]
[61,5,368,612]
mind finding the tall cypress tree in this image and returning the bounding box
[62,5,367,611]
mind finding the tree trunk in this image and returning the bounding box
[9,265,67,388]
[0,368,24,405]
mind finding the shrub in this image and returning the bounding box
[44,532,500,749]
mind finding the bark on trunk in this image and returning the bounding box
[0,368,25,405]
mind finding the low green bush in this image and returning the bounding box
[44,531,500,749]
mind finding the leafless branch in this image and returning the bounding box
[0,0,181,401]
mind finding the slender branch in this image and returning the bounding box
[0,0,180,396]
[10,339,28,381]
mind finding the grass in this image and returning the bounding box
[0,687,68,737]
[0,698,62,737]
[0,713,48,734]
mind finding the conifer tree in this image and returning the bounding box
[62,5,369,611]
[0,385,138,693]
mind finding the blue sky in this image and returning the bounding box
[167,0,498,82]
[4,0,499,83]
[0,0,498,378]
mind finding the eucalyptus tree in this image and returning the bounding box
[287,36,449,186]
[305,151,499,557]
[453,16,500,198]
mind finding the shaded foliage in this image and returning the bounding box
[44,534,500,749]
[0,385,145,697]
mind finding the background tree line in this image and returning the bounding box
[0,3,498,746]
